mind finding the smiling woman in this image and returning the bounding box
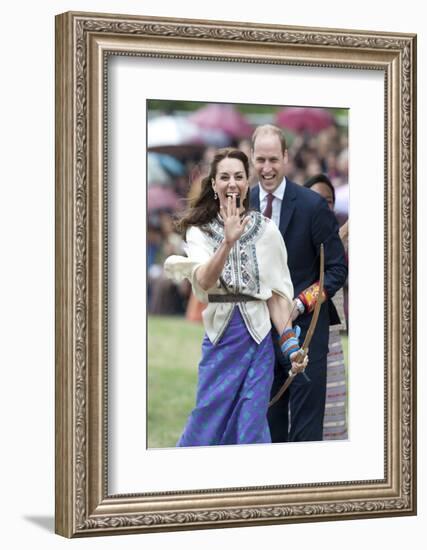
[163,147,306,446]
[174,148,251,235]
[212,157,248,212]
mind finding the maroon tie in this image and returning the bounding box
[263,193,274,219]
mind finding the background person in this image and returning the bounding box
[304,173,348,440]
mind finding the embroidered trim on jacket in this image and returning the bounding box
[202,211,266,295]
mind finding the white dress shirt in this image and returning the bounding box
[259,177,287,228]
[164,211,293,345]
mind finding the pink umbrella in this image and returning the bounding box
[276,107,335,134]
[189,104,253,138]
[147,185,182,212]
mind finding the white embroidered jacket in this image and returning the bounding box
[164,211,293,345]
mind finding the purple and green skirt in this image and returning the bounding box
[177,307,274,447]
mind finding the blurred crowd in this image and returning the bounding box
[147,102,349,319]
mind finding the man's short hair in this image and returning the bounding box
[251,124,288,154]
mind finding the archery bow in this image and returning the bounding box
[269,243,325,408]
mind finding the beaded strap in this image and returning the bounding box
[278,325,301,362]
[298,281,327,313]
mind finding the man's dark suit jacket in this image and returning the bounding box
[250,180,347,361]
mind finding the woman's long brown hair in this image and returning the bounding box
[175,147,250,235]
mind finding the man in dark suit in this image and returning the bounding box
[250,125,347,442]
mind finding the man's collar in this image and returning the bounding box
[259,177,287,201]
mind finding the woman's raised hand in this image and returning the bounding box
[221,195,250,245]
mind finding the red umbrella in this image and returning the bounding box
[147,185,182,212]
[189,104,253,138]
[276,107,335,134]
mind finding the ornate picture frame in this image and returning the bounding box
[55,11,416,537]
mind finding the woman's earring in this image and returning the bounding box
[213,188,218,200]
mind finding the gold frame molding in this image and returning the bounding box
[55,11,417,538]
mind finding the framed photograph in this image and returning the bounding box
[145,98,350,451]
[55,11,417,537]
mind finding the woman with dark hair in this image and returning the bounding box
[304,173,348,440]
[165,148,307,447]
[304,173,336,209]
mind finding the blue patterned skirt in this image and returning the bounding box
[177,307,275,447]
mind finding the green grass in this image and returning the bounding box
[147,315,204,448]
[147,315,349,448]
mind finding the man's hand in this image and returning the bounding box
[289,349,309,376]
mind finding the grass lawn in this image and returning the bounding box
[147,315,204,448]
[147,315,349,448]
